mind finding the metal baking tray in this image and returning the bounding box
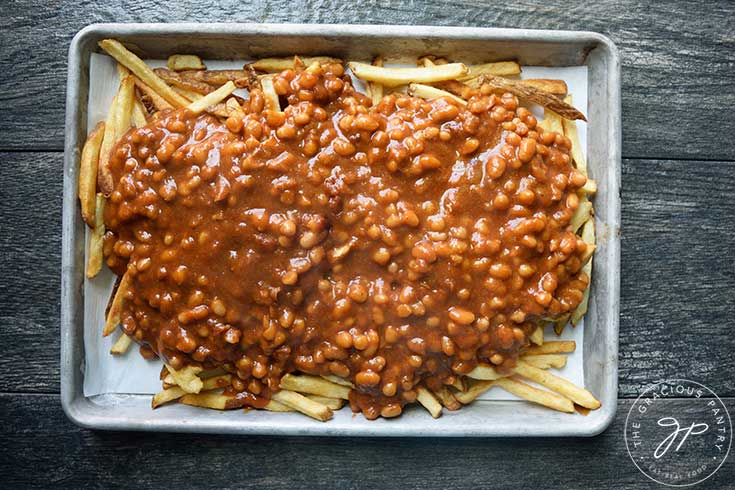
[62,23,620,436]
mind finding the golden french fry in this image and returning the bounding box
[186,81,237,115]
[109,332,132,355]
[494,377,575,413]
[152,374,232,408]
[180,393,239,410]
[461,61,521,80]
[264,400,293,412]
[522,354,568,369]
[306,396,345,410]
[173,85,203,102]
[571,219,595,325]
[320,375,354,388]
[103,272,129,336]
[164,364,203,394]
[279,374,351,400]
[447,376,466,392]
[271,390,333,421]
[259,76,281,112]
[570,199,593,233]
[98,39,189,108]
[529,326,544,346]
[167,54,206,71]
[416,387,442,418]
[97,75,134,195]
[432,386,461,411]
[225,97,245,117]
[133,76,174,111]
[368,56,384,106]
[514,361,601,409]
[524,340,576,355]
[479,74,586,121]
[348,62,469,87]
[562,95,587,175]
[85,194,105,278]
[554,313,571,336]
[251,56,341,72]
[454,379,494,404]
[538,107,564,135]
[466,364,508,381]
[78,121,105,226]
[579,179,597,195]
[408,83,467,105]
[132,99,148,127]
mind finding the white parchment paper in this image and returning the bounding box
[83,53,588,399]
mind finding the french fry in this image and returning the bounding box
[78,121,105,226]
[187,81,237,115]
[570,199,593,233]
[85,193,103,277]
[408,83,467,105]
[562,95,587,175]
[447,376,466,392]
[579,179,597,195]
[103,272,130,336]
[431,79,473,99]
[479,74,586,121]
[109,332,132,355]
[167,54,206,71]
[173,85,203,102]
[554,313,571,336]
[306,396,345,410]
[461,61,521,79]
[454,379,494,404]
[259,76,281,112]
[97,75,134,195]
[466,364,508,381]
[164,364,204,394]
[321,375,354,388]
[271,389,333,421]
[571,218,595,326]
[180,393,238,410]
[348,62,469,87]
[251,56,341,73]
[522,354,568,370]
[152,374,232,408]
[514,361,600,410]
[432,386,461,411]
[133,76,173,111]
[538,107,564,135]
[132,99,148,127]
[416,387,442,418]
[279,374,351,400]
[368,56,384,106]
[98,39,189,108]
[529,325,544,346]
[514,361,600,409]
[264,400,293,412]
[225,97,245,117]
[524,340,576,355]
[154,68,214,95]
[494,377,575,413]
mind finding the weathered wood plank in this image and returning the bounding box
[1,153,733,396]
[0,1,733,158]
[1,394,733,489]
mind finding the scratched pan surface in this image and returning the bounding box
[61,23,620,436]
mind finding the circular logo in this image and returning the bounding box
[625,379,731,486]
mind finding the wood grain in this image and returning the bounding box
[1,1,734,159]
[1,153,733,396]
[1,394,733,489]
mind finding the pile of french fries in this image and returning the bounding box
[81,39,598,420]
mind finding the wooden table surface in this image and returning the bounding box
[2,1,734,488]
